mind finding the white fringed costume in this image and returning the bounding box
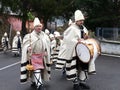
[20,30,51,84]
[12,34,22,55]
[56,24,97,81]
[1,32,11,51]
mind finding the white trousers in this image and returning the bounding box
[79,71,89,81]
[33,69,42,87]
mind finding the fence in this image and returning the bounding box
[95,27,120,41]
[96,27,120,55]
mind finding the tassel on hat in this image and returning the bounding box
[68,19,73,25]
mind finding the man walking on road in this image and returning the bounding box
[20,17,51,90]
[56,10,93,90]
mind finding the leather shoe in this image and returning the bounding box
[37,84,44,90]
[73,83,79,90]
[73,78,80,90]
[31,82,36,88]
[79,82,90,89]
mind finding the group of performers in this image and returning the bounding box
[1,31,22,55]
[1,9,101,90]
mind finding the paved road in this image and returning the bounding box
[0,51,120,90]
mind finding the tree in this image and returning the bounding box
[74,0,120,29]
[0,0,120,34]
[0,0,76,35]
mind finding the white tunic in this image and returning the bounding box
[20,30,51,83]
[56,24,91,80]
[12,35,22,54]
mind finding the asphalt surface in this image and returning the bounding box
[0,51,120,90]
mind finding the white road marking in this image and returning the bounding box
[102,54,120,58]
[0,61,20,71]
[0,53,119,71]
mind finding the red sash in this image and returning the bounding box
[31,53,44,70]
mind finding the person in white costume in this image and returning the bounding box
[12,31,22,56]
[1,32,10,52]
[20,17,51,90]
[45,29,50,36]
[56,10,97,89]
[49,33,57,63]
[53,31,63,62]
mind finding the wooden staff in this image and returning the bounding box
[26,21,34,79]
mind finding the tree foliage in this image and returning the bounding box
[0,0,76,31]
[0,0,120,33]
[74,0,120,29]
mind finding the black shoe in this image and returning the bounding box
[37,84,44,90]
[14,54,16,57]
[73,78,80,90]
[31,82,36,87]
[73,84,79,90]
[79,82,90,89]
